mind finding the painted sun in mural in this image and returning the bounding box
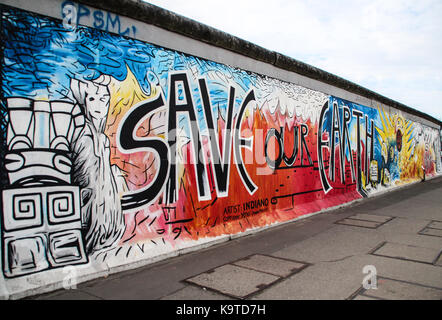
[376,107,416,181]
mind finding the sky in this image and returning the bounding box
[145,0,442,122]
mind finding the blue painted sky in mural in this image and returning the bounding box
[2,8,258,132]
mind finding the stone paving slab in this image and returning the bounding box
[371,242,441,264]
[382,232,442,250]
[350,214,393,223]
[362,278,442,300]
[253,255,374,300]
[185,264,280,299]
[435,254,442,267]
[377,217,430,234]
[368,255,442,288]
[253,251,442,300]
[273,225,385,264]
[419,227,442,237]
[427,221,442,230]
[335,218,380,228]
[232,254,307,277]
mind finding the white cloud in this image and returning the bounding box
[145,0,442,121]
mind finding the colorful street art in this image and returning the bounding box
[0,5,440,281]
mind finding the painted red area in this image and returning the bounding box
[119,105,362,245]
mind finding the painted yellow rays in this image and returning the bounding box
[376,106,415,180]
[106,66,158,131]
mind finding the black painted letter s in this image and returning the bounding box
[117,94,170,212]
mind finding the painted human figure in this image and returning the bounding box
[70,75,127,255]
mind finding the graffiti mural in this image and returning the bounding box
[316,97,441,196]
[0,5,440,281]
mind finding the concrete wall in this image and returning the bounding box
[0,0,441,299]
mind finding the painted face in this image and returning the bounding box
[70,77,111,122]
[84,83,110,120]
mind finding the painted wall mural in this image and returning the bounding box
[0,5,440,280]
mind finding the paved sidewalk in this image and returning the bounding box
[31,176,442,300]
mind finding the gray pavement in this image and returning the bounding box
[30,176,442,300]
